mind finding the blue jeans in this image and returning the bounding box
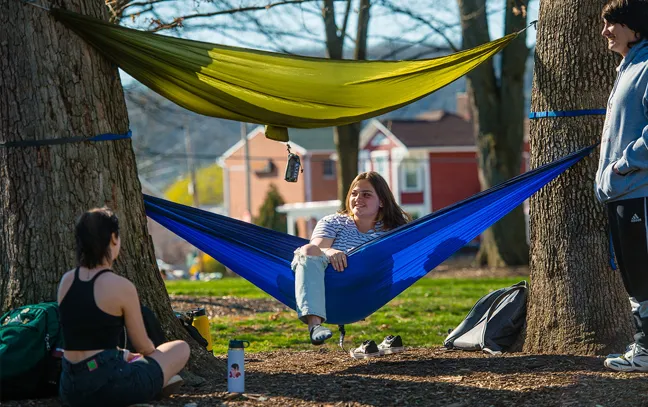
[59,349,164,407]
[292,249,329,323]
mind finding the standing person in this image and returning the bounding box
[596,0,648,372]
[58,208,190,406]
[292,171,411,349]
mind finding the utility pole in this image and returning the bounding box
[184,117,203,275]
[241,122,252,221]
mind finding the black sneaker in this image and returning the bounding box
[377,335,404,355]
[349,340,381,359]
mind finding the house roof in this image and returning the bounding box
[220,126,335,164]
[381,112,474,148]
[288,127,336,152]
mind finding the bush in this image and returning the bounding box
[254,184,287,233]
[164,164,223,206]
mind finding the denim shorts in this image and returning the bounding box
[59,349,164,407]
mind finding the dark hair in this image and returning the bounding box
[75,207,119,268]
[339,171,412,230]
[602,0,648,42]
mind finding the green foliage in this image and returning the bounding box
[164,164,223,206]
[166,276,527,354]
[254,184,287,233]
[201,254,226,275]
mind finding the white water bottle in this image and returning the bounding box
[227,339,249,393]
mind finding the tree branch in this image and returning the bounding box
[339,0,352,43]
[377,0,460,51]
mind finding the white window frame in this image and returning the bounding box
[358,150,371,173]
[370,151,390,186]
[400,160,423,192]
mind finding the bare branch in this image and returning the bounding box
[339,0,352,41]
[125,0,346,31]
[377,0,459,51]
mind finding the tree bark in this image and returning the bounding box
[0,0,222,379]
[458,0,529,266]
[523,0,632,355]
[323,0,370,205]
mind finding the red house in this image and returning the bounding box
[221,110,529,238]
[359,112,483,219]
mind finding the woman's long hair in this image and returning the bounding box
[339,171,411,230]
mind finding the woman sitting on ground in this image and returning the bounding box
[57,207,190,407]
[292,171,411,345]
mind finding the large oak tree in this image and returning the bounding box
[524,0,632,354]
[0,0,221,378]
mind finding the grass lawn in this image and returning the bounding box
[166,276,527,354]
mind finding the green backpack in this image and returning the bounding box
[0,302,63,400]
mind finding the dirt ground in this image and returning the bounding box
[9,347,648,407]
[13,263,648,407]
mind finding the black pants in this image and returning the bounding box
[608,197,648,348]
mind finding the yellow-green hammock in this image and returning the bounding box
[52,8,521,142]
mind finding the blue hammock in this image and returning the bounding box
[145,146,593,325]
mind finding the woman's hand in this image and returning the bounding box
[121,349,143,362]
[325,248,347,272]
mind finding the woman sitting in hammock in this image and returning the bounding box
[292,171,411,346]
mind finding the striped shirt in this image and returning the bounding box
[311,213,386,253]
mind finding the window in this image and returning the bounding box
[401,161,422,191]
[371,154,390,184]
[323,160,335,178]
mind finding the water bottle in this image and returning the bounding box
[191,308,213,352]
[227,339,250,393]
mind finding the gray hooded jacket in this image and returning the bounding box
[595,39,648,203]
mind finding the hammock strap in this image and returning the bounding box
[338,324,346,351]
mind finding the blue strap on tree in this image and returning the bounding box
[529,109,606,119]
[0,130,132,148]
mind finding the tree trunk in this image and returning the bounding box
[0,0,222,379]
[458,0,529,266]
[323,0,370,205]
[523,0,632,355]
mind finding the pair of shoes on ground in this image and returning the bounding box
[309,324,333,345]
[604,342,648,372]
[349,335,404,359]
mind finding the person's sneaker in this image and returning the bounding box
[159,374,184,398]
[377,335,404,355]
[604,343,648,372]
[349,340,381,359]
[309,324,332,345]
[606,342,634,359]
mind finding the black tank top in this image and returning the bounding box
[59,268,125,350]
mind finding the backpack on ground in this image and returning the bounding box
[174,310,208,349]
[120,305,167,351]
[444,280,528,354]
[0,302,63,400]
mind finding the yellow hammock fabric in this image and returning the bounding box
[52,8,520,142]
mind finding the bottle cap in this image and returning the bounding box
[229,339,250,349]
[191,308,206,317]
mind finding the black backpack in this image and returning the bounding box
[444,281,528,354]
[120,305,167,351]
